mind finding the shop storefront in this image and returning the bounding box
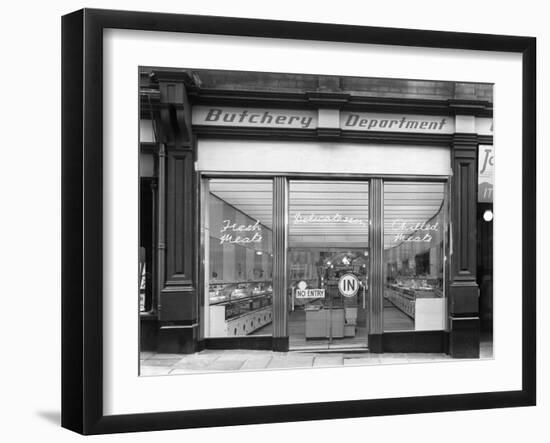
[139,69,493,358]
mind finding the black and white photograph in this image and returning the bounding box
[138,68,495,375]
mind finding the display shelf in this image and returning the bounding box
[210,291,272,306]
[385,280,443,319]
[210,303,272,337]
[208,280,273,337]
[209,280,273,305]
[385,287,416,318]
[226,307,273,337]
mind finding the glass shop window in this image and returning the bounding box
[205,179,273,337]
[383,182,448,331]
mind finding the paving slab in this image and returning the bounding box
[137,347,490,373]
[172,358,219,370]
[151,352,224,370]
[405,353,450,363]
[266,355,314,369]
[216,351,271,361]
[378,357,412,365]
[140,366,173,376]
[144,353,184,360]
[178,353,221,362]
[198,349,230,355]
[168,368,206,375]
[313,355,344,367]
[142,358,181,367]
[201,359,245,371]
[240,356,274,370]
[343,357,381,366]
[401,353,448,364]
[381,352,409,359]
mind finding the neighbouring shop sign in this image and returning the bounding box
[219,219,262,244]
[475,118,494,136]
[478,145,494,203]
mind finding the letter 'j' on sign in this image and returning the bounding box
[338,273,359,297]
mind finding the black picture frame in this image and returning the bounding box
[61,8,536,435]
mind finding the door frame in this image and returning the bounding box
[285,177,371,351]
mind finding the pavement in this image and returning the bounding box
[140,337,493,376]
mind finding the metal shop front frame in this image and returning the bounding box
[197,169,450,354]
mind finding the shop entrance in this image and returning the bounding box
[288,181,369,350]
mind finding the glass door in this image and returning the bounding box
[287,180,369,350]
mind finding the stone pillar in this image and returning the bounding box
[448,115,480,358]
[154,72,198,354]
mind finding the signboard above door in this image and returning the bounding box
[192,106,493,135]
[192,106,317,129]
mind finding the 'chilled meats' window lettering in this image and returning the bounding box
[392,220,439,243]
[220,219,262,245]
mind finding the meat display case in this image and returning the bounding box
[208,281,273,337]
[384,278,443,319]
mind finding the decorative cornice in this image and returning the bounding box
[316,128,342,139]
[141,88,493,118]
[306,91,351,106]
[193,125,455,146]
[452,132,479,147]
[448,98,493,116]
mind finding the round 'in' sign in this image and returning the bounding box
[338,273,359,297]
